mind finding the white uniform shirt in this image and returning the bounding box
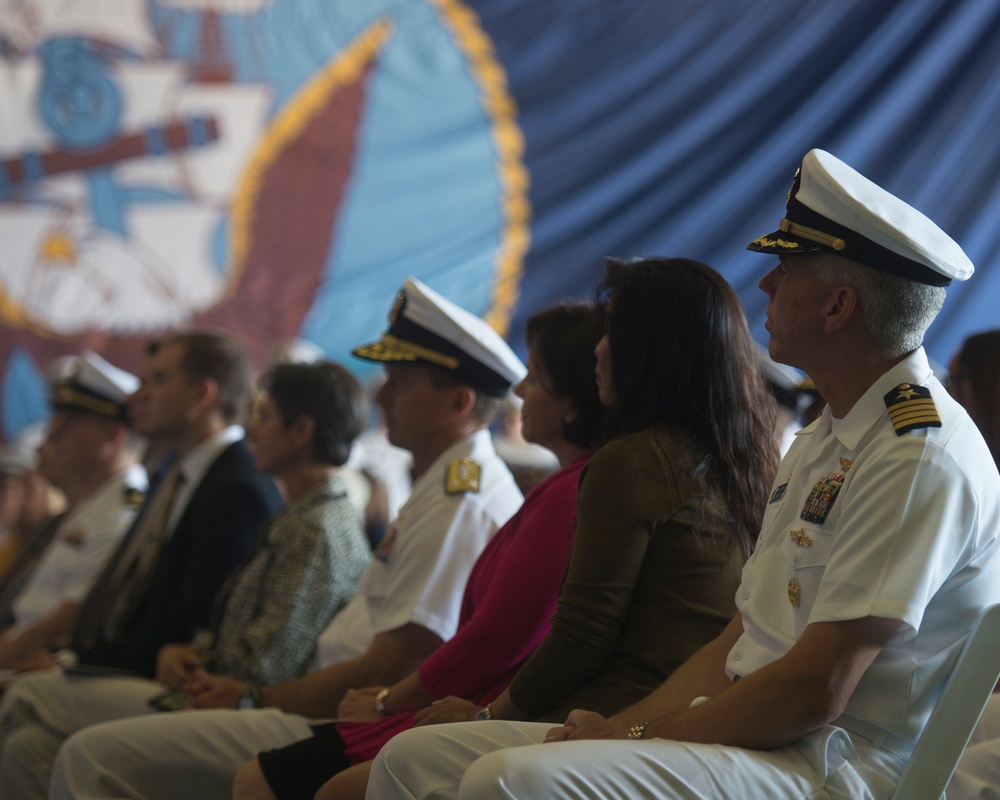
[317,429,522,667]
[11,463,148,630]
[728,348,1000,750]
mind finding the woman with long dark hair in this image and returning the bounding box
[315,257,778,800]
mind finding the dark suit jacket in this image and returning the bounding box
[72,439,283,677]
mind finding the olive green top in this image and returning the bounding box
[508,426,744,722]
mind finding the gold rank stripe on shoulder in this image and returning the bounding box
[123,487,146,506]
[445,458,481,494]
[883,383,942,436]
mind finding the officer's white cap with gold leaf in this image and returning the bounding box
[353,278,526,397]
[747,149,974,286]
[51,351,139,422]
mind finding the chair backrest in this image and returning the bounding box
[891,603,1000,800]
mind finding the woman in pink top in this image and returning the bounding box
[232,303,606,800]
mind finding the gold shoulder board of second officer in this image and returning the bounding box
[883,383,942,436]
[445,458,481,494]
[124,486,146,506]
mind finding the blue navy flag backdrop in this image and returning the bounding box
[2,0,999,439]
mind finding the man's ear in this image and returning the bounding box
[450,385,478,422]
[823,285,858,334]
[191,377,219,415]
[99,420,129,458]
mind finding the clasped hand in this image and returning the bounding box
[543,709,622,742]
[181,669,248,709]
[413,696,480,727]
[155,644,202,689]
[337,686,386,721]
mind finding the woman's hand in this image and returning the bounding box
[337,686,386,721]
[412,696,480,727]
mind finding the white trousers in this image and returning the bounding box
[50,706,315,800]
[948,692,1000,800]
[366,721,904,800]
[0,668,165,800]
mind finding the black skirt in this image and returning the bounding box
[257,723,352,800]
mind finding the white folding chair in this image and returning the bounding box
[891,603,1000,800]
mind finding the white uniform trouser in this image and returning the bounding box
[0,668,165,800]
[366,721,905,800]
[948,692,1000,800]
[50,707,314,800]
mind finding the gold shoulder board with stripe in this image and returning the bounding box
[124,486,147,506]
[883,383,941,436]
[445,458,481,494]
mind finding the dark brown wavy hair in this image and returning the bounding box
[598,257,779,557]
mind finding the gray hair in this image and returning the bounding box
[811,253,945,358]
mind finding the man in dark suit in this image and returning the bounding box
[0,330,282,800]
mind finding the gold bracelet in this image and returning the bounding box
[627,722,649,740]
[374,688,391,716]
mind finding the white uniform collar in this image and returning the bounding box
[814,348,934,452]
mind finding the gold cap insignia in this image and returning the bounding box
[388,290,405,325]
[445,458,481,494]
[789,529,812,547]
[124,486,146,507]
[788,578,801,607]
[749,235,800,250]
[883,383,941,436]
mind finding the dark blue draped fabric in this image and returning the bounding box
[484,0,1000,366]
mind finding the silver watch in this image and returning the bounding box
[237,686,261,710]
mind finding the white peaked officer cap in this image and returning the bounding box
[747,149,974,286]
[50,351,139,422]
[353,277,526,396]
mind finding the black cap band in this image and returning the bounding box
[786,199,951,287]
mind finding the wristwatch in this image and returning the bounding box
[375,688,391,717]
[237,685,261,710]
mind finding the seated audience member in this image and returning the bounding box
[364,150,1000,800]
[230,302,606,800]
[0,444,36,574]
[176,359,371,687]
[945,329,1000,800]
[338,255,780,800]
[0,330,283,799]
[0,442,62,620]
[0,352,147,669]
[46,277,525,800]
